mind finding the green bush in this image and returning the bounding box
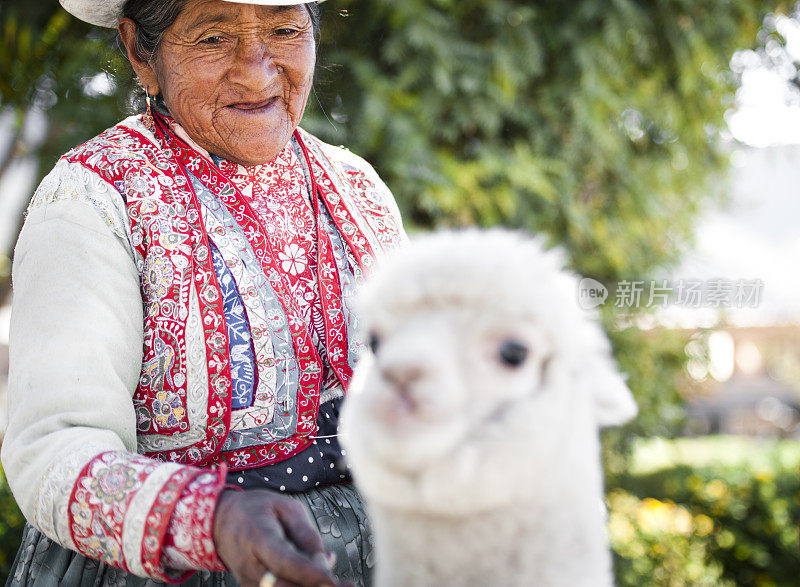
[609,437,800,586]
[0,460,25,584]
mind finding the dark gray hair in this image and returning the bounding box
[122,0,322,63]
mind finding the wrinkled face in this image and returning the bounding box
[145,0,316,166]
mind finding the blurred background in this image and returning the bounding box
[0,0,799,584]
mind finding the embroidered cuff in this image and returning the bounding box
[161,467,228,574]
[67,451,225,583]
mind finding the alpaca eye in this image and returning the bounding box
[498,339,528,367]
[368,332,381,355]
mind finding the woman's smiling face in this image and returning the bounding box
[122,0,316,166]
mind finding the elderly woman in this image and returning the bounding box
[0,0,405,586]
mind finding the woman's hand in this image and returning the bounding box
[213,489,348,587]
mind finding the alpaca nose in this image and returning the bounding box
[381,365,425,395]
[382,364,425,387]
[381,365,426,413]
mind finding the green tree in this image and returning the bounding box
[0,1,130,165]
[0,1,130,299]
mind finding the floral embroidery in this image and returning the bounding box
[189,172,302,446]
[125,170,159,198]
[67,451,226,581]
[90,464,139,505]
[68,453,155,571]
[66,120,232,461]
[219,145,321,346]
[298,127,406,270]
[153,390,187,430]
[161,471,227,573]
[278,243,308,275]
[209,241,257,410]
[142,254,173,300]
[159,124,328,469]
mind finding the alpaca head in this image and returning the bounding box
[342,230,637,494]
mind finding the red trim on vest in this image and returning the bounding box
[66,124,233,466]
[149,115,321,465]
[300,136,379,274]
[296,134,353,389]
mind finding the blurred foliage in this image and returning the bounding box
[609,490,730,585]
[0,1,132,173]
[307,0,774,274]
[609,436,800,586]
[602,326,691,475]
[0,461,24,584]
[732,3,800,107]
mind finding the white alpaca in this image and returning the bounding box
[340,229,637,587]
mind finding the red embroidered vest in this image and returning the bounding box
[63,113,404,469]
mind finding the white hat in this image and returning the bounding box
[59,0,324,29]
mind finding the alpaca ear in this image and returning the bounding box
[591,362,637,428]
[580,322,638,427]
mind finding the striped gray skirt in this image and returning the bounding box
[7,483,374,587]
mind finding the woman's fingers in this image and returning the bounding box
[214,489,340,587]
[251,519,335,586]
[275,500,328,559]
[238,554,272,587]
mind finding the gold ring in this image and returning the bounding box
[259,571,277,587]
